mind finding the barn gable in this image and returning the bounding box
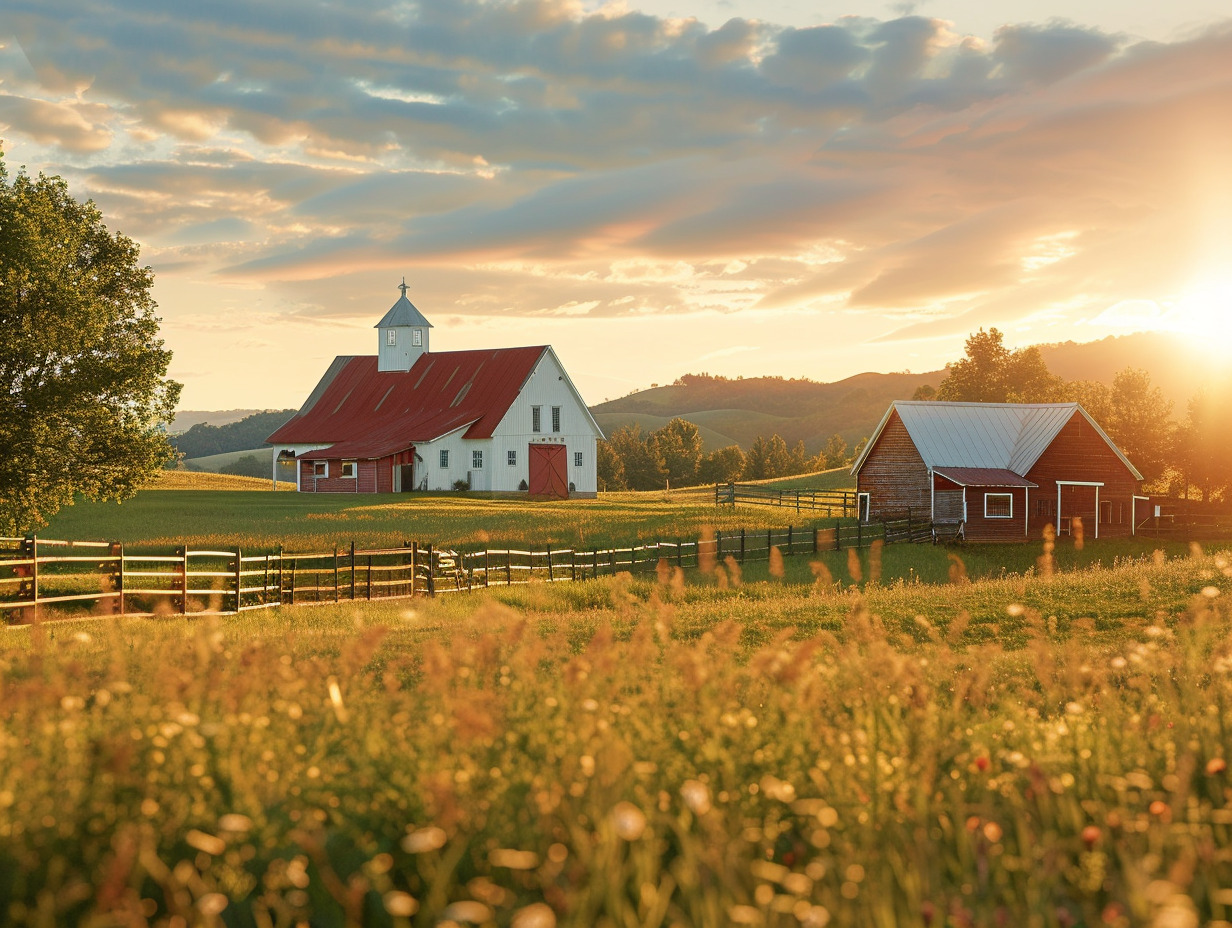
[852,401,1143,480]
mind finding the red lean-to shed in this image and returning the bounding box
[851,401,1146,542]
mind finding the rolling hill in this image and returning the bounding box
[591,370,944,453]
[592,332,1218,453]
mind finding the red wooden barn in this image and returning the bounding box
[851,401,1146,542]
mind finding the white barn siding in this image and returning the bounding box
[412,432,492,492]
[489,349,599,495]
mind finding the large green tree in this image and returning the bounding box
[937,328,1061,403]
[697,445,746,484]
[1104,368,1174,485]
[1174,386,1232,503]
[606,425,667,491]
[0,155,180,533]
[650,417,703,487]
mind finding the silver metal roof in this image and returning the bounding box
[374,286,433,329]
[852,401,1143,480]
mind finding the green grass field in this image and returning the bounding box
[3,547,1232,926]
[40,486,837,553]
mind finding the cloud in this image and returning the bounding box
[0,94,113,152]
[0,0,1228,354]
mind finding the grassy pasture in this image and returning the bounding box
[41,487,817,553]
[3,551,1232,926]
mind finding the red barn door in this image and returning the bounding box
[528,444,569,499]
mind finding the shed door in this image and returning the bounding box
[528,444,569,499]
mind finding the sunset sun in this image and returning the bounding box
[1166,280,1232,351]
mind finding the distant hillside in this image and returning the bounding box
[590,371,944,454]
[1037,331,1226,406]
[591,332,1219,453]
[167,409,268,434]
[171,410,296,460]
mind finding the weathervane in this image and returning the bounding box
[398,277,408,297]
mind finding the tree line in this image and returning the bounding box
[597,419,859,491]
[932,328,1232,502]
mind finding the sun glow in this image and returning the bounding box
[1163,280,1232,351]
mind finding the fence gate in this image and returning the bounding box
[528,444,569,499]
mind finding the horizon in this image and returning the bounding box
[3,0,1229,409]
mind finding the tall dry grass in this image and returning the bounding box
[1,553,1231,926]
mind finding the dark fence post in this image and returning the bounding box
[349,542,357,601]
[427,544,436,596]
[289,556,297,605]
[333,545,340,602]
[366,553,373,600]
[277,546,284,606]
[179,546,189,615]
[411,542,419,596]
[28,535,39,622]
[547,546,554,582]
[112,542,125,615]
[506,549,513,586]
[835,520,841,551]
[234,546,243,613]
[787,525,793,555]
[857,520,863,549]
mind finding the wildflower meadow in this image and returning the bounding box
[2,544,1232,927]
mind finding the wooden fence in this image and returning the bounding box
[1,514,929,623]
[715,482,859,517]
[1135,514,1232,542]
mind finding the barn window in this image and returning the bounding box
[412,329,422,347]
[386,329,396,346]
[574,452,583,468]
[1035,498,1055,517]
[1100,501,1123,524]
[507,450,517,466]
[551,406,561,432]
[532,406,542,432]
[340,461,357,479]
[472,450,484,469]
[439,450,449,468]
[985,493,1012,518]
[312,461,327,477]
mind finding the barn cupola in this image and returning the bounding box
[375,278,433,372]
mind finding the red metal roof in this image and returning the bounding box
[932,467,1039,488]
[267,348,547,459]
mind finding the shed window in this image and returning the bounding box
[312,461,327,477]
[574,451,583,468]
[985,493,1012,518]
[551,406,561,432]
[507,450,517,466]
[439,450,449,468]
[386,329,396,346]
[532,406,542,432]
[412,329,422,347]
[472,450,484,469]
[340,461,357,479]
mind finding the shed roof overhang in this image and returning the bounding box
[932,467,1039,488]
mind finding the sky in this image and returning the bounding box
[1,0,1230,411]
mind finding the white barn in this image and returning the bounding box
[266,283,603,497]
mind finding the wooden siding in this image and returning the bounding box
[1025,411,1140,539]
[934,490,963,522]
[965,487,1029,542]
[856,411,930,519]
